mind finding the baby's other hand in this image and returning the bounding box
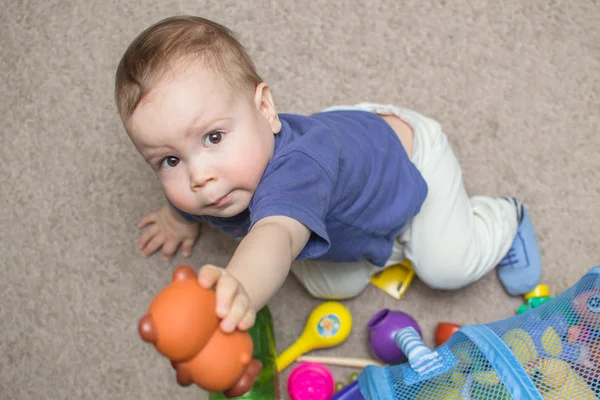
[198,264,256,333]
[137,204,201,261]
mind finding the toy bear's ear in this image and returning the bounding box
[223,359,263,398]
[172,265,197,282]
[175,363,194,387]
[139,315,157,344]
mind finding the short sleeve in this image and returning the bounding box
[249,150,338,259]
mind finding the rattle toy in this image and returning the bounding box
[287,362,334,400]
[138,265,261,397]
[368,309,421,364]
[276,302,352,372]
[297,355,383,368]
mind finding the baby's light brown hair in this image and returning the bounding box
[114,15,263,122]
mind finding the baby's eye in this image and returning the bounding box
[204,131,224,147]
[587,294,600,314]
[160,156,180,170]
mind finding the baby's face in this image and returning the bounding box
[127,63,279,218]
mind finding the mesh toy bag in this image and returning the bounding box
[358,266,600,399]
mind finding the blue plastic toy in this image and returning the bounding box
[356,266,600,399]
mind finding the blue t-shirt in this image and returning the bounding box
[173,110,428,267]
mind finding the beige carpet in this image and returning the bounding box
[2,0,599,398]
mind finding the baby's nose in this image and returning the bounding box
[190,167,216,190]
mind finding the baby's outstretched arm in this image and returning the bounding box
[198,215,311,332]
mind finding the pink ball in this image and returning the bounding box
[287,362,335,400]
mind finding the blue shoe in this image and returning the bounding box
[497,198,542,296]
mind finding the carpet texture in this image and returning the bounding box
[2,0,599,399]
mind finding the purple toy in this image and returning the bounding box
[367,309,421,364]
[331,380,365,400]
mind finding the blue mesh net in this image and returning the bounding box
[358,266,600,399]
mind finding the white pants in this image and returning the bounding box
[291,103,518,299]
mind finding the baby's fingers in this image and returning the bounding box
[220,293,251,333]
[180,238,195,258]
[138,224,159,252]
[137,212,158,229]
[142,233,165,257]
[214,274,240,319]
[237,308,257,331]
[197,264,223,289]
[161,240,181,262]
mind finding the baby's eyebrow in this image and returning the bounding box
[142,148,166,162]
[187,116,232,139]
[142,142,167,150]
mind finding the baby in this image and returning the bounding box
[114,15,542,333]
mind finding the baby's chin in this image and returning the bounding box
[196,202,249,218]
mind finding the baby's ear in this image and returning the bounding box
[254,82,282,134]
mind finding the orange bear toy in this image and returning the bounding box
[138,265,262,397]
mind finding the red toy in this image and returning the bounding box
[138,265,262,397]
[434,322,461,346]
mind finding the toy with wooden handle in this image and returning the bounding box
[297,355,384,368]
[276,301,352,372]
[138,265,262,397]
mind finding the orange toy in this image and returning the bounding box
[434,322,462,346]
[138,265,262,397]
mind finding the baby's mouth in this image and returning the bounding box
[211,192,233,208]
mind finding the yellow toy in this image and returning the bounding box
[502,328,545,373]
[501,325,596,398]
[524,284,550,300]
[370,259,415,300]
[276,301,352,372]
[537,358,596,399]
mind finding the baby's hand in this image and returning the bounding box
[137,204,201,261]
[198,264,256,333]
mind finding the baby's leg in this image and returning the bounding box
[398,113,522,291]
[290,259,380,300]
[320,103,540,294]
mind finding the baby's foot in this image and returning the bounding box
[497,197,542,296]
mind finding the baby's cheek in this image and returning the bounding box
[233,159,267,187]
[163,179,194,211]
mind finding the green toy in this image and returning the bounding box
[516,296,552,314]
